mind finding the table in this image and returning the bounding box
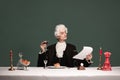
[0,67,120,80]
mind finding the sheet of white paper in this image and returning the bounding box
[73,46,93,60]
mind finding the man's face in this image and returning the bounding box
[57,30,67,42]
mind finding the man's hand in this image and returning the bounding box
[40,41,48,53]
[86,53,92,60]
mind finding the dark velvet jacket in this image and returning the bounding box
[37,43,91,67]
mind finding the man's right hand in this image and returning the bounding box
[40,41,48,53]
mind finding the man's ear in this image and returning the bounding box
[56,35,60,39]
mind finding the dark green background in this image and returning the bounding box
[0,0,120,67]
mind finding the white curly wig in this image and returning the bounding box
[54,24,68,37]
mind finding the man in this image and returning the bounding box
[37,24,92,67]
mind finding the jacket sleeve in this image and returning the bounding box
[37,52,46,67]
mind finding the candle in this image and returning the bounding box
[99,47,102,55]
[10,50,13,56]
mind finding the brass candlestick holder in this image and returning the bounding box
[8,50,15,71]
[97,55,102,70]
[97,47,102,70]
